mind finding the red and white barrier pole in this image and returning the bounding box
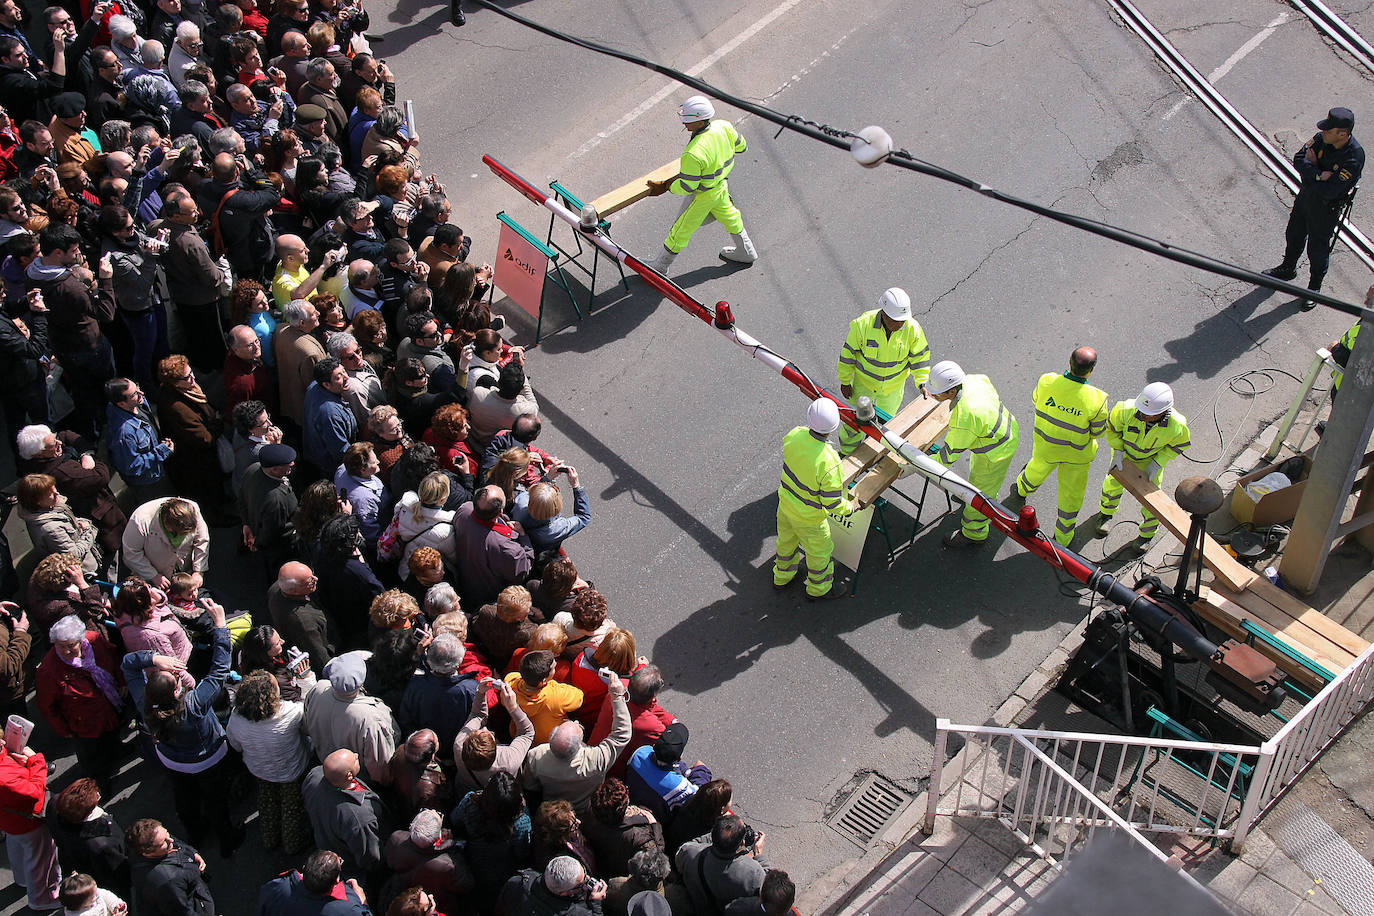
[480,155,1276,682]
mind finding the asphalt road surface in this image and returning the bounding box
[6,0,1374,910]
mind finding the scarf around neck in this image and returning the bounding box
[60,638,123,710]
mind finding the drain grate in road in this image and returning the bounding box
[825,772,915,848]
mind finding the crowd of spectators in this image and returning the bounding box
[0,1,799,914]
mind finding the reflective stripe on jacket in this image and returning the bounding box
[670,120,746,194]
[778,426,851,521]
[836,309,932,394]
[937,374,1016,464]
[1105,400,1190,465]
[1030,372,1108,462]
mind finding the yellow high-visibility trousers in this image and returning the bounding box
[773,503,835,597]
[664,182,744,253]
[1099,461,1164,539]
[839,387,902,454]
[962,430,1019,541]
[1015,455,1091,546]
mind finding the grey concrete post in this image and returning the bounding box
[1280,313,1374,593]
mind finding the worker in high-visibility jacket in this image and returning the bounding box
[773,398,855,601]
[1007,347,1109,547]
[1330,319,1360,399]
[924,361,1019,549]
[836,287,932,455]
[645,95,756,275]
[1094,382,1191,546]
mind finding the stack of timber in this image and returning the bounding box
[840,393,951,508]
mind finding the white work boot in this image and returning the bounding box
[720,229,757,264]
[649,247,678,275]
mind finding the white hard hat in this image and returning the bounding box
[879,287,911,321]
[808,398,841,435]
[678,95,715,123]
[926,360,966,395]
[1137,381,1174,415]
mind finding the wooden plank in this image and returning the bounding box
[851,404,951,507]
[841,395,943,486]
[1240,578,1369,658]
[1110,463,1259,592]
[1210,584,1359,670]
[1192,588,1333,692]
[589,160,682,218]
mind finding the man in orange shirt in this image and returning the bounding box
[504,649,583,744]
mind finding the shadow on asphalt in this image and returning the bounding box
[1155,285,1298,384]
[540,390,1086,739]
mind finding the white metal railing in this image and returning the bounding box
[1232,638,1374,845]
[925,721,1261,846]
[926,639,1374,865]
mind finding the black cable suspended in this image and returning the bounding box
[466,0,1373,320]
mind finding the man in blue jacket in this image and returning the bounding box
[105,377,173,489]
[303,357,358,477]
[257,850,373,915]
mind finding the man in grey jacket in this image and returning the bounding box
[157,193,225,370]
[302,748,391,879]
[522,671,630,815]
[676,815,770,914]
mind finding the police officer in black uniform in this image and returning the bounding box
[1263,107,1365,310]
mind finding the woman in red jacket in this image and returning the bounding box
[566,628,645,729]
[0,741,60,910]
[35,614,126,789]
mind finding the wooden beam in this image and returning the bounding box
[1208,584,1360,670]
[1193,588,1334,692]
[841,393,944,486]
[1110,463,1258,592]
[850,403,951,507]
[1243,578,1370,659]
[589,160,682,218]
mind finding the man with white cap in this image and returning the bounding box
[772,398,855,600]
[645,95,755,274]
[304,650,400,786]
[836,287,931,455]
[1092,382,1190,549]
[924,361,1019,549]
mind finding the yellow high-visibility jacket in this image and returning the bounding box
[1030,372,1108,463]
[778,426,852,523]
[1105,399,1191,466]
[669,120,746,195]
[836,309,932,396]
[936,374,1016,465]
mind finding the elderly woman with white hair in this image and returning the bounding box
[34,615,127,788]
[382,808,475,913]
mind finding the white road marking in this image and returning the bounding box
[570,0,810,160]
[1162,11,1289,121]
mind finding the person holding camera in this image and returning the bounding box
[498,855,607,916]
[676,814,770,915]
